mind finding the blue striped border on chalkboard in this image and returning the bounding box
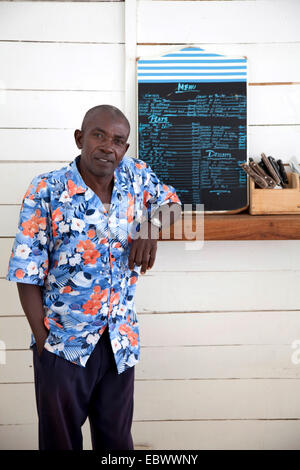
[137,47,247,83]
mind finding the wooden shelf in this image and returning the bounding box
[163,210,300,240]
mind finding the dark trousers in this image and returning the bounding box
[32,326,135,450]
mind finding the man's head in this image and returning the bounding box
[74,105,130,179]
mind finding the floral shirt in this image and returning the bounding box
[6,155,181,374]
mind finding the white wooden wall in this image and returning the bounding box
[1,0,300,450]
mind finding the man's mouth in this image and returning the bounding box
[95,156,113,164]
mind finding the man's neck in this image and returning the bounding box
[77,157,114,194]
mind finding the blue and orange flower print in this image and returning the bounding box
[7,155,182,374]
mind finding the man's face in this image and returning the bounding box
[74,110,130,179]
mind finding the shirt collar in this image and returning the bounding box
[66,155,128,203]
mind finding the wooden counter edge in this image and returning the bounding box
[159,213,300,241]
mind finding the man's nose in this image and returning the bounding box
[99,138,114,153]
[102,144,113,153]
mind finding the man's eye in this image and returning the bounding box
[96,133,104,139]
[114,139,125,146]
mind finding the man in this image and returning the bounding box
[6,105,182,451]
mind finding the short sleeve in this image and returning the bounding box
[141,162,182,219]
[6,175,51,286]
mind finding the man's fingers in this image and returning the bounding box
[147,244,157,270]
[129,240,157,274]
[134,246,144,268]
[141,251,151,275]
[128,257,135,270]
[129,242,144,270]
[128,244,137,270]
[147,254,156,270]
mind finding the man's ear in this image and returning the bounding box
[74,129,83,149]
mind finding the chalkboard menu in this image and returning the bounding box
[137,47,248,212]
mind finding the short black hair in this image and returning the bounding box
[81,105,130,137]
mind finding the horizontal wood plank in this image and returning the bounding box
[0,43,124,91]
[248,84,300,125]
[0,90,124,129]
[135,344,300,380]
[137,378,300,421]
[1,344,299,384]
[138,1,300,44]
[0,130,77,162]
[0,2,124,43]
[0,162,70,204]
[139,311,300,347]
[2,419,300,450]
[2,379,300,425]
[0,206,21,237]
[248,125,300,158]
[201,213,300,240]
[1,311,300,348]
[135,270,300,311]
[144,239,300,272]
[132,419,300,450]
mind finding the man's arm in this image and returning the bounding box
[17,283,48,356]
[128,202,182,275]
[153,201,182,230]
[6,175,51,356]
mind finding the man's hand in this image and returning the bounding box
[128,203,181,275]
[36,328,49,357]
[16,283,49,357]
[128,221,159,275]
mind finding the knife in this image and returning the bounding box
[249,160,277,188]
[240,163,269,188]
[261,153,281,185]
[268,156,285,187]
[277,159,289,186]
